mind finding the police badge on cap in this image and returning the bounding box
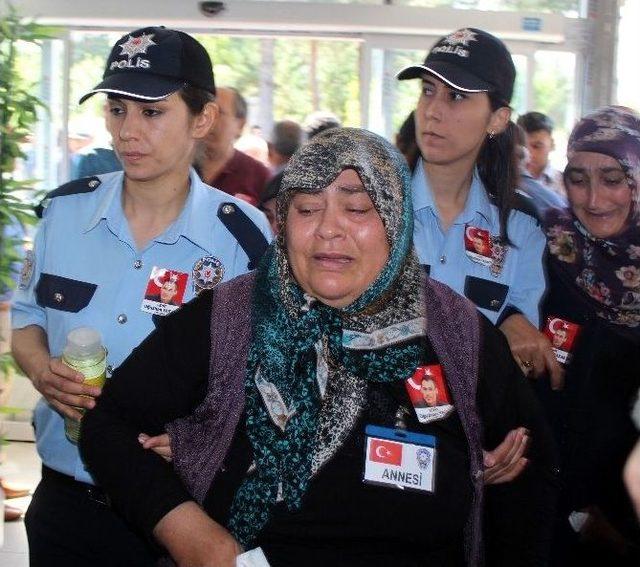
[79,26,216,104]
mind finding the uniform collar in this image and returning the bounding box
[84,169,214,255]
[84,171,124,233]
[153,169,215,255]
[411,158,493,224]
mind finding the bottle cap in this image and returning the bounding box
[64,327,103,358]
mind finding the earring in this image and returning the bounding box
[488,130,495,140]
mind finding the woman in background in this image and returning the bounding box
[538,105,640,566]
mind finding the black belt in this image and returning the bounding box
[42,464,110,506]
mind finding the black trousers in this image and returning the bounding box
[25,465,158,567]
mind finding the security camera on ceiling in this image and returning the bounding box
[199,1,226,16]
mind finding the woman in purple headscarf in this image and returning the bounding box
[537,106,640,566]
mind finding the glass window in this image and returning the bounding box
[392,0,581,16]
[530,50,576,170]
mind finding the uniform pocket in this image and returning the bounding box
[35,273,97,313]
[464,276,508,312]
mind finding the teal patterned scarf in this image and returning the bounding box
[228,128,425,546]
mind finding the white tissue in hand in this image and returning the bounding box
[236,547,271,567]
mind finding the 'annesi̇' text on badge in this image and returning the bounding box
[363,425,436,493]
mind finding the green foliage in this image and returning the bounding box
[0,4,56,381]
[196,35,262,98]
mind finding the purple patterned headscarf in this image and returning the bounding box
[544,106,640,328]
[567,105,640,221]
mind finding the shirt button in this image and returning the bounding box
[222,204,235,215]
[117,314,127,324]
[439,255,446,264]
[53,292,64,303]
[133,260,143,269]
[490,299,500,309]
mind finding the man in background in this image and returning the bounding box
[268,119,303,174]
[517,111,565,197]
[195,86,270,206]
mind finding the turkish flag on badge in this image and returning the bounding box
[369,439,403,466]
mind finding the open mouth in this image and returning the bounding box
[313,253,354,267]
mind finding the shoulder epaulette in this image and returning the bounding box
[34,176,102,219]
[512,191,541,224]
[217,202,268,270]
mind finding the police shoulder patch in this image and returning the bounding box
[35,176,102,218]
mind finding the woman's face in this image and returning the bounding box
[286,169,390,309]
[565,151,634,239]
[106,92,214,184]
[414,75,510,168]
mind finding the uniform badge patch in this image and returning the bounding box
[192,256,224,294]
[18,250,35,290]
[489,236,507,277]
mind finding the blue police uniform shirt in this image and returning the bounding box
[518,171,567,216]
[12,169,272,484]
[412,159,546,327]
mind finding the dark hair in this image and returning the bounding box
[476,95,519,244]
[395,111,420,171]
[178,85,215,116]
[107,87,214,116]
[516,111,554,134]
[512,123,528,164]
[271,120,303,158]
[261,170,284,207]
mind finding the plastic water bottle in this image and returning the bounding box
[62,327,107,444]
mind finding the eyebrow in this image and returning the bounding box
[338,184,366,194]
[565,166,625,174]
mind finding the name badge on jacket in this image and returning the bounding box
[363,425,436,493]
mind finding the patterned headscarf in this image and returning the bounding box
[544,106,640,328]
[228,128,426,546]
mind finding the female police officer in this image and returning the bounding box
[11,26,270,566]
[397,28,561,386]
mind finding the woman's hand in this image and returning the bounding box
[138,433,172,462]
[499,313,564,390]
[32,356,102,420]
[483,427,529,484]
[11,325,102,421]
[154,501,243,567]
